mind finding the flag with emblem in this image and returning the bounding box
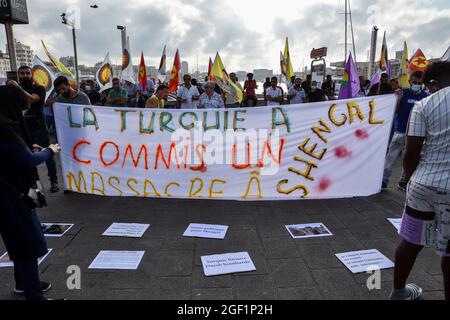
[95,52,113,92]
[168,49,181,93]
[408,49,429,74]
[338,53,360,99]
[32,55,56,101]
[138,52,147,92]
[210,52,243,103]
[379,31,388,72]
[41,40,75,80]
[282,37,295,82]
[121,37,135,84]
[398,42,409,88]
[158,45,167,83]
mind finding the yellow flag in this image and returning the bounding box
[283,37,295,81]
[41,40,75,79]
[398,42,409,89]
[210,52,243,103]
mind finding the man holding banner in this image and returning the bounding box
[8,66,59,193]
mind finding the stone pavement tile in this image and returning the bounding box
[360,282,392,300]
[191,288,234,300]
[311,269,369,300]
[421,290,445,300]
[267,258,315,288]
[278,287,323,300]
[414,249,443,276]
[296,244,343,270]
[232,275,279,300]
[321,199,354,211]
[226,228,262,247]
[353,268,394,285]
[43,235,77,250]
[163,237,195,251]
[335,214,373,228]
[261,237,301,259]
[408,270,445,291]
[256,219,289,238]
[150,276,191,300]
[192,266,232,289]
[300,214,347,230]
[347,224,390,241]
[155,250,194,277]
[328,229,366,252]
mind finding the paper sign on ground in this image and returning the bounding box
[335,249,394,274]
[88,251,145,270]
[285,223,333,239]
[102,223,150,238]
[0,249,53,268]
[388,218,402,232]
[201,252,256,277]
[42,223,74,237]
[183,224,229,239]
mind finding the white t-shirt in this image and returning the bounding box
[177,85,200,109]
[407,87,450,190]
[266,87,283,106]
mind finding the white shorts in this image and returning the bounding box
[400,181,450,257]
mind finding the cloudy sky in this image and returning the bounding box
[1,0,449,73]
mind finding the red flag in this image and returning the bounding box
[169,49,181,93]
[208,58,213,77]
[408,49,429,74]
[138,52,147,92]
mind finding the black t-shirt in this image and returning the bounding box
[23,84,46,129]
[307,89,326,103]
[88,90,103,105]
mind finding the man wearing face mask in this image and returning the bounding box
[85,80,102,106]
[54,76,91,106]
[382,71,429,191]
[307,81,326,103]
[7,66,60,193]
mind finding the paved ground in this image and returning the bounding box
[0,157,445,300]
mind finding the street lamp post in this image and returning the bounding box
[117,25,127,53]
[61,13,80,84]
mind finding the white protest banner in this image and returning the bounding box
[183,224,229,239]
[201,252,256,276]
[54,95,396,201]
[335,249,394,274]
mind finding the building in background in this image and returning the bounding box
[181,61,189,77]
[5,40,33,67]
[0,51,11,80]
[253,69,273,81]
[59,56,75,68]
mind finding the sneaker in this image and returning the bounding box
[50,183,59,193]
[397,181,407,192]
[14,282,52,295]
[389,284,423,300]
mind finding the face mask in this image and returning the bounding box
[85,86,92,91]
[411,84,422,93]
[113,85,121,90]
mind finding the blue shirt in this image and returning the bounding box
[395,89,429,133]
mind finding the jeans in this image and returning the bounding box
[14,259,44,300]
[29,127,58,184]
[383,131,406,185]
